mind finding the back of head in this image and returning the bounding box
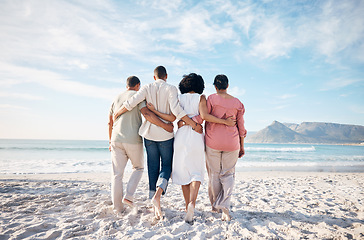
[127,76,140,88]
[154,66,167,79]
[179,73,205,94]
[213,74,229,90]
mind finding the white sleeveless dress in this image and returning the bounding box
[171,93,205,185]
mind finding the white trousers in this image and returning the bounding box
[110,142,144,212]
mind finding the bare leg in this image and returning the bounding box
[181,184,190,211]
[184,181,201,223]
[151,187,163,219]
[189,181,201,206]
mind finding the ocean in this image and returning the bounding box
[0,139,363,174]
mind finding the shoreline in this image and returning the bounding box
[245,141,364,146]
[1,171,363,239]
[1,170,364,180]
[2,138,363,145]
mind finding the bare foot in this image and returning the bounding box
[151,198,162,219]
[122,198,134,208]
[184,202,195,223]
[221,208,231,221]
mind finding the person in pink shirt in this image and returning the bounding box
[205,74,247,221]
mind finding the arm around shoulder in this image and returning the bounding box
[124,85,148,111]
[199,95,235,126]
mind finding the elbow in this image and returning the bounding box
[200,113,207,121]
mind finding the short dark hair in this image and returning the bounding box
[179,73,205,94]
[213,74,229,90]
[154,66,167,79]
[126,76,140,87]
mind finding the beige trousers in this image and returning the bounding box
[205,146,239,210]
[110,142,144,212]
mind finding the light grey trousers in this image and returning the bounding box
[110,142,144,212]
[205,146,239,210]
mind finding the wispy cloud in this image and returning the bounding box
[249,17,296,59]
[278,94,296,100]
[0,104,30,110]
[0,92,44,100]
[321,78,362,91]
[216,0,364,63]
[311,0,364,61]
[137,0,183,17]
[273,104,290,110]
[161,7,236,52]
[0,0,146,70]
[1,0,363,73]
[229,86,246,97]
[0,63,119,100]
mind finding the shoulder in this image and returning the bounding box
[207,93,217,100]
[165,82,177,89]
[122,90,138,100]
[113,90,129,101]
[207,93,218,103]
[164,82,178,94]
[233,97,244,109]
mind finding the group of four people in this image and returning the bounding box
[108,66,246,223]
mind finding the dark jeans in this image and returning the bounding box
[144,138,174,199]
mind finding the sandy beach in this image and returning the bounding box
[1,172,363,239]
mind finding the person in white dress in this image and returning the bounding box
[147,73,235,223]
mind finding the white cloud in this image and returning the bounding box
[321,78,362,91]
[312,0,364,60]
[161,7,236,52]
[215,0,364,63]
[278,94,296,100]
[67,60,89,70]
[274,104,290,110]
[0,92,44,100]
[1,0,363,71]
[137,0,183,17]
[0,104,30,110]
[229,86,246,97]
[0,62,119,100]
[0,0,144,69]
[212,0,256,36]
[249,17,296,59]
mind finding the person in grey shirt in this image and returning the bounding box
[114,66,202,219]
[108,76,173,214]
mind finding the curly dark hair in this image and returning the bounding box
[179,73,205,94]
[213,74,229,90]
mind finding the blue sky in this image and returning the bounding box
[0,0,363,140]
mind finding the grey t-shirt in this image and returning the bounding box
[109,90,146,144]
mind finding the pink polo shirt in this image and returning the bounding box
[205,93,247,152]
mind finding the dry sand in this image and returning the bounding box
[1,172,363,239]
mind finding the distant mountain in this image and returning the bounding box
[246,121,364,144]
